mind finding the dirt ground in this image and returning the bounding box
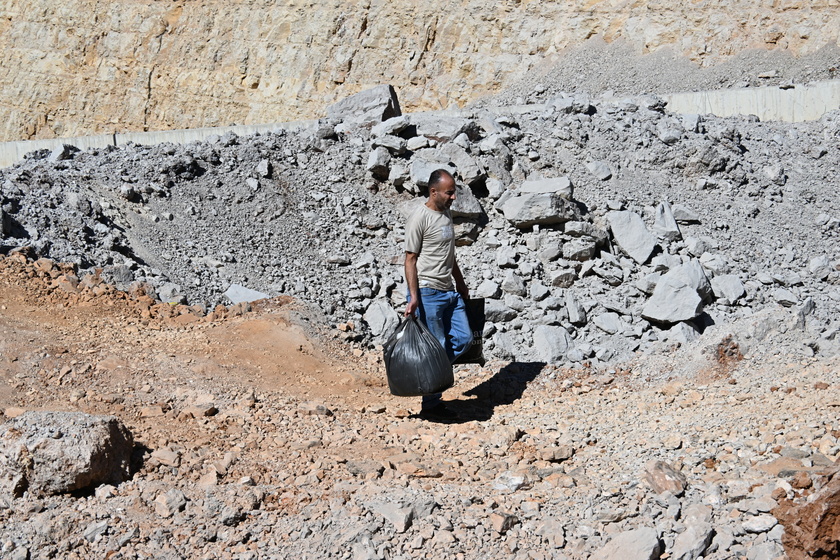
[0,252,394,420]
[3,252,840,560]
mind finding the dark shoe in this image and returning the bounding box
[418,402,458,421]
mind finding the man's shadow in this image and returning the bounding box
[420,361,545,423]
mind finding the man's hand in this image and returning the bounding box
[457,285,469,302]
[404,299,419,317]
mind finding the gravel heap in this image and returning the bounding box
[470,38,840,106]
[2,83,838,368]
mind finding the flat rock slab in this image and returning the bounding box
[224,284,270,304]
[0,411,134,499]
[502,192,580,228]
[608,211,656,264]
[593,527,661,560]
[326,84,401,125]
[519,177,573,199]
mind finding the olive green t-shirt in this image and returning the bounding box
[405,204,455,291]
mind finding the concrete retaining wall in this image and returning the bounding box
[662,80,840,123]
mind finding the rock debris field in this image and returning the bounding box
[1,67,840,558]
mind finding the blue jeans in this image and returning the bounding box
[408,288,473,408]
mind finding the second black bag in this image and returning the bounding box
[453,297,486,366]
[383,315,454,397]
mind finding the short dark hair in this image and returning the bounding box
[428,169,453,191]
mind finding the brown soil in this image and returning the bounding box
[0,252,389,420]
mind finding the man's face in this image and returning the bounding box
[430,176,457,209]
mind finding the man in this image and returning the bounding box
[404,169,473,414]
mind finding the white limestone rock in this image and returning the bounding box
[608,211,657,264]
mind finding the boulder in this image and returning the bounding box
[564,221,608,245]
[642,460,687,496]
[501,271,527,297]
[672,204,701,224]
[371,135,406,155]
[563,239,597,261]
[652,201,681,241]
[411,115,479,142]
[711,274,746,303]
[370,115,410,138]
[409,159,455,189]
[224,284,270,304]
[475,279,501,299]
[533,325,573,363]
[485,300,517,322]
[594,312,623,335]
[367,146,391,180]
[439,143,484,185]
[0,412,134,499]
[502,193,580,229]
[642,261,711,324]
[671,523,713,560]
[157,282,186,304]
[593,527,660,560]
[519,177,573,200]
[565,292,587,325]
[450,185,483,219]
[608,211,657,264]
[586,160,612,181]
[326,84,401,125]
[363,299,400,339]
[549,269,577,288]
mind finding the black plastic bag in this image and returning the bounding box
[453,297,486,366]
[383,315,454,397]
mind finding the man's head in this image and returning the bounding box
[426,169,456,211]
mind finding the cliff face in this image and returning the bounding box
[1,0,838,141]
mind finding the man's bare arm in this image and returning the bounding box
[452,258,469,301]
[404,252,420,317]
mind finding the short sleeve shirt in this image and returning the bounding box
[404,204,455,291]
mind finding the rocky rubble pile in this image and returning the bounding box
[1,345,838,559]
[2,84,839,367]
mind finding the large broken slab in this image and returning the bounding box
[501,193,581,229]
[608,211,657,264]
[326,85,401,125]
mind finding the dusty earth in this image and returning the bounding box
[0,252,383,414]
[2,244,839,560]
